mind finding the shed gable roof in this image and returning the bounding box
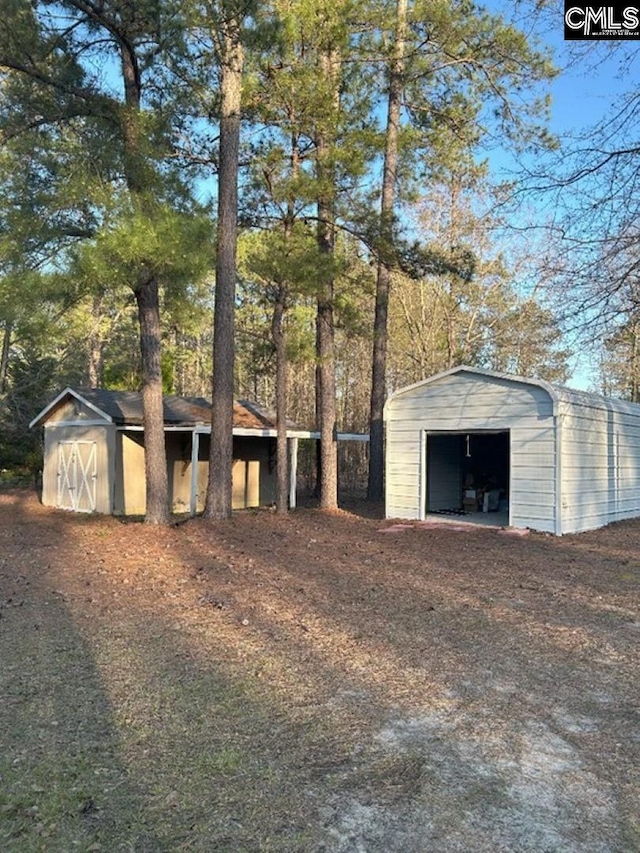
[30,388,289,430]
[78,388,212,425]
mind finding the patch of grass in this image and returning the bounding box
[0,470,35,489]
[621,815,640,850]
[0,752,117,851]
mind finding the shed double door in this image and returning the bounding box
[57,440,97,512]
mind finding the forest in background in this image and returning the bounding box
[1,1,638,514]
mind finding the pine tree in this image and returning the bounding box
[1,0,210,522]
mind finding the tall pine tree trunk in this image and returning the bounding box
[367,0,407,503]
[315,47,340,511]
[88,293,103,389]
[205,20,243,520]
[121,41,170,524]
[0,319,12,394]
[272,135,301,515]
[272,288,289,514]
[316,236,338,509]
[630,320,639,402]
[134,276,169,523]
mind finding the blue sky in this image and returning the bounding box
[543,33,636,389]
[547,39,631,136]
[485,3,639,389]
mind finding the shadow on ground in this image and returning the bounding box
[1,489,638,851]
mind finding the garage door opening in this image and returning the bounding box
[426,431,510,525]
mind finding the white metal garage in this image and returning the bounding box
[384,366,640,534]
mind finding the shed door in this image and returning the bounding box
[57,440,97,512]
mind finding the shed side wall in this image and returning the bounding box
[385,373,557,532]
[117,431,146,515]
[169,435,276,512]
[114,432,278,515]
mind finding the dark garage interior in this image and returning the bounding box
[426,431,510,516]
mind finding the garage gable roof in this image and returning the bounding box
[30,388,286,430]
[385,366,558,414]
[385,365,640,419]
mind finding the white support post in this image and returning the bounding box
[190,429,200,516]
[289,437,299,509]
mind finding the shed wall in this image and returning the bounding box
[114,431,146,515]
[44,398,106,424]
[167,432,196,513]
[560,400,640,533]
[169,434,276,512]
[385,373,557,532]
[113,431,278,515]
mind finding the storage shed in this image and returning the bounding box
[385,365,640,534]
[30,388,304,516]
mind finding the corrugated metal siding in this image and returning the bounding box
[560,401,640,533]
[385,372,557,532]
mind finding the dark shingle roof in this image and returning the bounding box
[36,388,292,430]
[74,388,213,425]
[237,399,299,430]
[31,387,307,431]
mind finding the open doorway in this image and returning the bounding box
[426,431,510,524]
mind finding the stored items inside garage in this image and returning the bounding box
[426,431,509,517]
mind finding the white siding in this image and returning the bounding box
[385,372,557,533]
[560,400,640,533]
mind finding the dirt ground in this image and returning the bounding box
[1,489,638,852]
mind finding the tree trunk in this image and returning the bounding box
[272,132,300,514]
[120,40,170,523]
[316,188,338,509]
[205,23,243,520]
[88,293,103,389]
[272,289,289,514]
[134,276,170,524]
[315,46,340,511]
[367,0,407,502]
[0,319,12,394]
[631,321,639,403]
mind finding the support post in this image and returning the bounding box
[190,429,200,516]
[289,437,299,509]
